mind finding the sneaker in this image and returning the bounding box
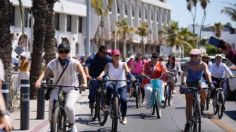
[184,123,191,132]
[69,124,77,132]
[121,117,127,125]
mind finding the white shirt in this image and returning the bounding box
[0,59,4,82]
[47,58,80,92]
[108,61,126,87]
[211,62,233,78]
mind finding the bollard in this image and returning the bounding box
[20,79,30,130]
[36,80,46,119]
[2,83,9,109]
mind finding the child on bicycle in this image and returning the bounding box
[142,53,167,109]
[97,49,130,125]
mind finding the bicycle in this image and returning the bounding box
[183,86,201,132]
[91,79,109,126]
[163,71,176,108]
[102,79,129,132]
[142,74,163,119]
[130,74,142,108]
[212,77,226,119]
[42,84,83,132]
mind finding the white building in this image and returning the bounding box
[9,0,172,59]
[10,0,87,58]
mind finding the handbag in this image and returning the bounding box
[45,61,69,100]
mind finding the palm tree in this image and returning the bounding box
[116,19,135,58]
[136,22,148,53]
[160,21,195,57]
[43,0,58,65]
[221,3,236,22]
[30,0,48,99]
[186,0,210,47]
[213,22,223,38]
[91,0,113,46]
[0,0,14,109]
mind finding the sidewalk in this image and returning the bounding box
[11,89,89,132]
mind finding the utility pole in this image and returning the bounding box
[85,0,91,57]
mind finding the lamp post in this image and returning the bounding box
[85,0,91,57]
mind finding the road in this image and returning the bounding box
[75,89,236,132]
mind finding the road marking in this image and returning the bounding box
[211,116,235,132]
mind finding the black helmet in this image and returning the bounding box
[57,43,70,52]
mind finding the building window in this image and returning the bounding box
[67,15,72,32]
[156,13,159,22]
[24,8,31,27]
[132,6,135,17]
[76,43,79,55]
[54,13,59,30]
[124,3,128,15]
[139,8,141,18]
[10,6,15,26]
[145,9,148,19]
[78,17,83,33]
[117,4,120,14]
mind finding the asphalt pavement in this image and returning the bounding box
[10,88,236,132]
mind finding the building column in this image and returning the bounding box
[147,6,152,43]
[134,2,140,27]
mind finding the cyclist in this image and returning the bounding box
[181,49,213,131]
[130,53,145,102]
[35,43,87,132]
[97,49,130,125]
[142,53,167,108]
[0,59,13,132]
[166,55,181,95]
[210,54,234,96]
[84,45,112,109]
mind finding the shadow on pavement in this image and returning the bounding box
[175,107,185,109]
[224,110,236,121]
[78,127,119,132]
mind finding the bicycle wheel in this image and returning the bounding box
[167,85,172,106]
[163,85,168,108]
[111,97,119,132]
[213,94,218,114]
[92,91,99,121]
[206,90,210,110]
[154,91,161,118]
[98,91,109,126]
[135,84,141,108]
[192,100,201,132]
[52,107,67,132]
[218,91,225,119]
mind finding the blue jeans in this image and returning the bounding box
[106,84,128,117]
[88,79,102,104]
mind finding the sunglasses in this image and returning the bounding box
[190,55,198,58]
[58,50,69,54]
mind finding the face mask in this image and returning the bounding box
[58,57,69,66]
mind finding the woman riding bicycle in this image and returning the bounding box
[166,55,181,94]
[97,49,130,125]
[181,49,213,131]
[35,43,87,132]
[142,53,167,108]
[130,53,145,102]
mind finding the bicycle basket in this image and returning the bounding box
[150,79,162,90]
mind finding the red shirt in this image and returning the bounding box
[141,61,167,88]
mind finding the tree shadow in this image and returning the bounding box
[175,107,185,110]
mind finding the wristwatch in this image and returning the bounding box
[0,110,9,117]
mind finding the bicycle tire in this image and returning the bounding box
[111,97,119,132]
[135,84,140,108]
[206,90,210,110]
[92,91,100,121]
[218,91,225,119]
[168,85,172,106]
[213,94,218,114]
[154,91,161,118]
[52,107,67,132]
[163,85,168,108]
[98,91,109,126]
[192,100,201,132]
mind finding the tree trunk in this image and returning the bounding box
[0,0,13,110]
[43,0,56,65]
[100,16,105,46]
[123,36,127,58]
[30,0,48,99]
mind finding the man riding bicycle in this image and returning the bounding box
[181,49,213,131]
[210,54,234,97]
[35,43,87,132]
[84,45,112,109]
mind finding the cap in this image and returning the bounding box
[215,54,223,58]
[112,49,121,56]
[190,49,202,55]
[151,53,159,58]
[58,43,70,51]
[20,52,27,58]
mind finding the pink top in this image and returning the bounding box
[131,59,143,75]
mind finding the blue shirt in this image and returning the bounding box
[85,54,112,78]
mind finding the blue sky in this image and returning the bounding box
[167,0,236,28]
